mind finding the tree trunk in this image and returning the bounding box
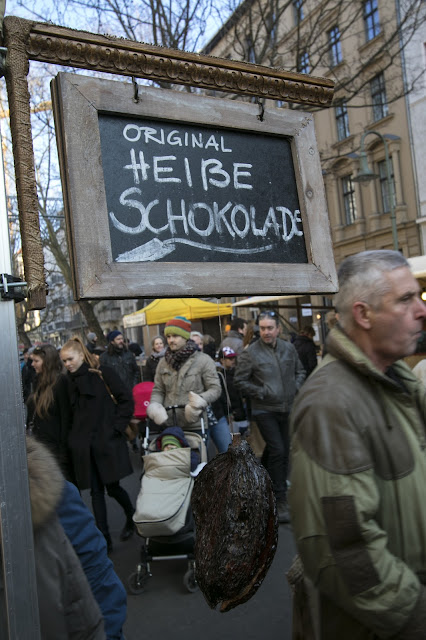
[77,299,107,346]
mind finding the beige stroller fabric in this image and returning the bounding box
[133,447,193,537]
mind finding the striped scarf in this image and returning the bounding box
[164,339,198,371]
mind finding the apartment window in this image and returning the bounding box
[297,51,310,74]
[364,0,380,41]
[335,101,350,140]
[293,0,304,24]
[370,73,389,121]
[342,175,357,225]
[328,26,343,67]
[378,158,396,213]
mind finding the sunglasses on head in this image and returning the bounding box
[258,310,278,319]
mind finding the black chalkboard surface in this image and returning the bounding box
[98,115,308,265]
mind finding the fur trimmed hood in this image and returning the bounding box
[26,436,65,530]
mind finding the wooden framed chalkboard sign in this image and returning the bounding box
[51,72,337,299]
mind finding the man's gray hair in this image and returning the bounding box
[335,250,409,329]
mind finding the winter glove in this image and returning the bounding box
[147,401,168,426]
[184,391,207,424]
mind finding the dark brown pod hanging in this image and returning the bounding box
[191,434,278,612]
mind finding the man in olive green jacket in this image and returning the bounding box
[147,315,221,431]
[289,250,426,639]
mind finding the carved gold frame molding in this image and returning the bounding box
[2,16,334,308]
[26,21,334,106]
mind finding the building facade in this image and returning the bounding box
[204,0,425,268]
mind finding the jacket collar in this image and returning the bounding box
[326,327,417,392]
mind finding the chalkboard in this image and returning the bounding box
[98,115,307,265]
[51,73,337,299]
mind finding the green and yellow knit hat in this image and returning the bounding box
[164,316,191,340]
[161,434,182,450]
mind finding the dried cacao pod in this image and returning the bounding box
[191,435,278,612]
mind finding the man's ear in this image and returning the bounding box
[352,301,372,329]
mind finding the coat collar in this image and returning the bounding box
[326,327,418,393]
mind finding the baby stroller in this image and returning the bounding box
[131,381,155,442]
[128,406,207,595]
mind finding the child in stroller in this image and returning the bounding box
[128,409,207,595]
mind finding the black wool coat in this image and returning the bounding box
[293,334,318,377]
[67,362,134,489]
[27,373,75,482]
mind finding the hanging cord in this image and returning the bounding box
[3,16,46,310]
[132,76,139,104]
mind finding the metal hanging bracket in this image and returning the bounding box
[0,46,7,78]
[0,273,27,301]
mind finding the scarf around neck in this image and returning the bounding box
[165,339,198,371]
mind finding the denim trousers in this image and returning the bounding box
[255,411,290,503]
[209,415,232,454]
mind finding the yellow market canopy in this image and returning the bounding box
[123,298,233,328]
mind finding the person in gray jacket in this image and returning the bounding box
[219,317,247,355]
[234,310,305,523]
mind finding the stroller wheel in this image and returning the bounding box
[127,568,149,595]
[183,568,198,593]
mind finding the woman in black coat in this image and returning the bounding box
[60,337,135,553]
[26,344,74,482]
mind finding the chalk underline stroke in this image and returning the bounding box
[115,237,275,262]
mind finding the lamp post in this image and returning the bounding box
[353,130,399,252]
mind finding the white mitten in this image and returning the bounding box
[184,392,207,423]
[188,391,207,410]
[147,402,168,426]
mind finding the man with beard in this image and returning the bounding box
[147,316,221,433]
[100,330,140,392]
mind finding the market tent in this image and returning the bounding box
[123,298,233,328]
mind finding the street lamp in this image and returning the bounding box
[353,130,399,252]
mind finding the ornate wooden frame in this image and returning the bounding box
[26,21,334,107]
[52,72,337,299]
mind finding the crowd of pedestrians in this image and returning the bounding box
[18,249,426,640]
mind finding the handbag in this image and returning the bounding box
[89,368,137,442]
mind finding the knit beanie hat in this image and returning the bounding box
[161,434,182,450]
[108,330,122,342]
[164,316,191,340]
[87,332,96,341]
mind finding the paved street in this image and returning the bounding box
[82,448,296,640]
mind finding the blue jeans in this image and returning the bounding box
[209,416,232,454]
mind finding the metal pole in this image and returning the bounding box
[0,135,41,636]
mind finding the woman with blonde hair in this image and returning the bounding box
[60,336,135,553]
[27,343,74,481]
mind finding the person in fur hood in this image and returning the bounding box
[2,436,106,639]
